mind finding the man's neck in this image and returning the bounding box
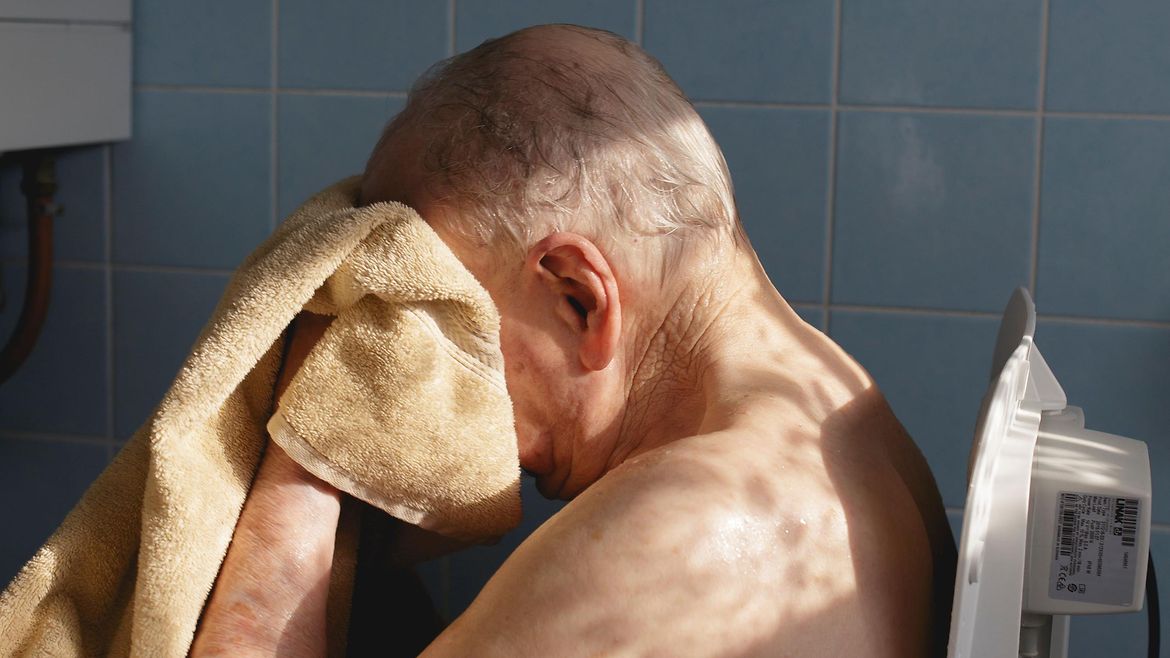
[610,255,872,469]
[614,261,955,566]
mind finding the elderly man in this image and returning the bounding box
[192,24,955,657]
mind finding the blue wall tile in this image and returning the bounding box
[643,0,834,103]
[839,0,1042,109]
[832,111,1034,311]
[1037,119,1170,322]
[1034,319,1170,522]
[279,0,448,91]
[277,94,403,218]
[1047,0,1170,114]
[1066,530,1166,658]
[416,557,448,618]
[134,0,272,87]
[52,148,109,263]
[700,107,829,304]
[448,475,565,615]
[0,266,107,436]
[946,509,962,547]
[112,270,229,437]
[830,311,1001,507]
[793,304,826,331]
[455,0,636,51]
[112,91,271,269]
[0,147,106,263]
[0,437,108,584]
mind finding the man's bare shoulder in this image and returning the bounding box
[424,428,935,658]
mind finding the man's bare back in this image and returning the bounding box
[426,319,953,658]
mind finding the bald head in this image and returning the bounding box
[361,24,744,280]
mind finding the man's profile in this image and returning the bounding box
[192,24,956,657]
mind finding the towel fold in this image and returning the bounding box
[0,177,521,657]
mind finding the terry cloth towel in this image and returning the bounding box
[0,177,521,657]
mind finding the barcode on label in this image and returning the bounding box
[1116,498,1138,548]
[1058,493,1079,558]
[1051,491,1139,606]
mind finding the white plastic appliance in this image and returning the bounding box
[949,288,1154,658]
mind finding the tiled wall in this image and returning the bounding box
[1,1,1166,654]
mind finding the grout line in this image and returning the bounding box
[823,304,1170,329]
[1,259,107,270]
[695,100,1036,117]
[1039,313,1170,330]
[271,0,281,82]
[693,99,830,111]
[840,103,1035,117]
[448,0,457,56]
[0,429,111,445]
[1045,110,1170,122]
[1028,0,1051,301]
[831,304,1002,319]
[28,260,1167,330]
[135,84,272,94]
[634,0,645,45]
[18,256,1170,330]
[822,0,844,335]
[135,84,410,99]
[66,261,107,271]
[103,146,115,441]
[270,0,280,231]
[126,84,1170,121]
[278,88,409,99]
[112,263,235,276]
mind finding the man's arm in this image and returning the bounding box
[192,312,473,655]
[192,313,341,657]
[190,443,341,657]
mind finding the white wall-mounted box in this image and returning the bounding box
[0,0,132,153]
[0,0,130,23]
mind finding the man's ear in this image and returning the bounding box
[527,233,621,371]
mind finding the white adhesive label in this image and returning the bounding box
[1049,492,1140,606]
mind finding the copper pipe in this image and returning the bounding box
[0,153,56,384]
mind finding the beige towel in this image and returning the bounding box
[0,177,521,656]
